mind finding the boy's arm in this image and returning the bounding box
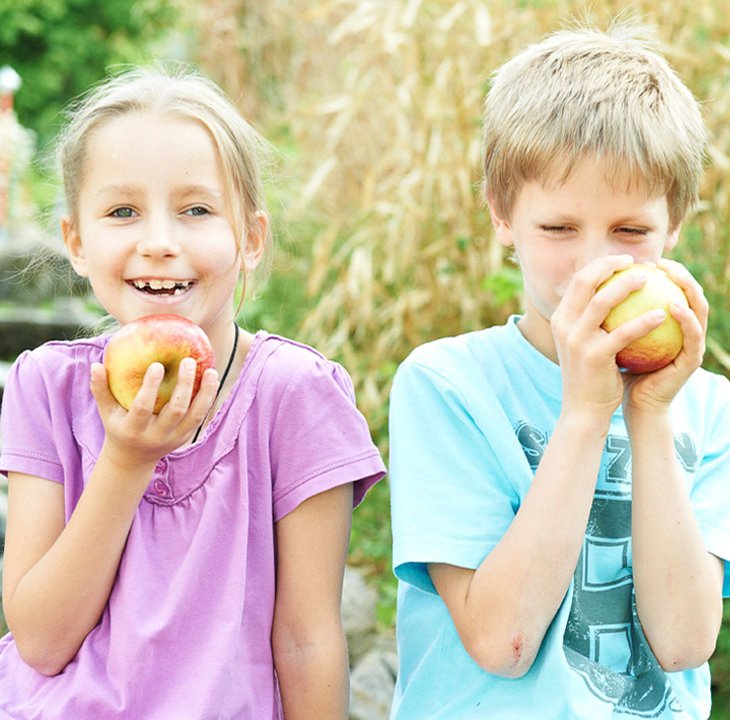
[429,408,609,678]
[628,409,724,671]
[625,259,724,670]
[272,484,353,720]
[429,255,673,678]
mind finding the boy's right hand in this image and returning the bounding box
[550,254,667,424]
[89,358,219,471]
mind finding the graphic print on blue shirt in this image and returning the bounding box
[517,424,700,716]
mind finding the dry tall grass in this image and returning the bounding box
[183,0,730,451]
[182,3,730,706]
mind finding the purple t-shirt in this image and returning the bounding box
[0,331,386,720]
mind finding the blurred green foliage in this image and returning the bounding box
[0,0,178,148]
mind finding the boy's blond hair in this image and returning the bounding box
[482,20,706,229]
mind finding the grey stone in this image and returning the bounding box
[342,565,379,666]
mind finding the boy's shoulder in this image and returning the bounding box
[399,323,514,381]
[683,365,730,415]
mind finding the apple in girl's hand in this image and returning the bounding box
[599,263,689,374]
[104,314,215,413]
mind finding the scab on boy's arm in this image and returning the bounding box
[273,483,353,720]
[428,411,610,679]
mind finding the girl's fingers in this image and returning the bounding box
[162,357,198,416]
[159,362,219,430]
[125,362,165,415]
[89,362,116,412]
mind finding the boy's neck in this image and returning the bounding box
[516,313,559,364]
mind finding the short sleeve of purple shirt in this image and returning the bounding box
[0,331,386,720]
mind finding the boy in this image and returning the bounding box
[389,20,730,720]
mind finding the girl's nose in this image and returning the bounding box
[136,219,180,258]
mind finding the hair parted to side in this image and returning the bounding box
[482,18,707,229]
[57,62,273,287]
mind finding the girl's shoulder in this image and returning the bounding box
[8,335,106,387]
[252,332,354,392]
[17,335,106,364]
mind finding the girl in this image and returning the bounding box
[0,66,386,719]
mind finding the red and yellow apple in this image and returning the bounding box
[104,314,215,413]
[599,263,689,374]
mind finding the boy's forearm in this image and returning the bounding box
[628,409,723,670]
[445,410,609,676]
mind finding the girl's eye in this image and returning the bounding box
[110,207,135,218]
[185,206,210,217]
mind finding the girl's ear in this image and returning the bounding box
[486,196,514,248]
[243,211,268,271]
[61,216,89,277]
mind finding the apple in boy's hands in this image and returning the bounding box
[599,263,689,374]
[103,314,215,413]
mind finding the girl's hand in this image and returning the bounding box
[622,259,708,416]
[551,255,668,423]
[89,358,219,468]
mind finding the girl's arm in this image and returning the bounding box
[2,359,218,676]
[273,483,353,720]
[625,259,724,670]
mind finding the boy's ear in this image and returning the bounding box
[243,211,268,271]
[664,223,682,253]
[486,196,514,248]
[61,216,88,277]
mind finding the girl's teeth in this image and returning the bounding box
[132,280,192,293]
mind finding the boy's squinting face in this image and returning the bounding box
[62,112,248,352]
[490,157,681,361]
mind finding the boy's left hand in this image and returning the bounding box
[622,259,708,413]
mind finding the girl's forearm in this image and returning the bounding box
[5,451,155,675]
[274,625,349,720]
[629,409,723,671]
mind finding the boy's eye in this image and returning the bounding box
[616,227,648,236]
[541,225,572,233]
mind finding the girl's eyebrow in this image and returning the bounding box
[93,184,138,199]
[176,184,224,200]
[92,184,224,199]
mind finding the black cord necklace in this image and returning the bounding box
[192,321,239,444]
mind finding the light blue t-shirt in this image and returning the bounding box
[389,317,730,720]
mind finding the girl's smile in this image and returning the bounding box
[63,112,244,359]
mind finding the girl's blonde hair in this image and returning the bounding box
[482,19,707,229]
[57,63,273,288]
